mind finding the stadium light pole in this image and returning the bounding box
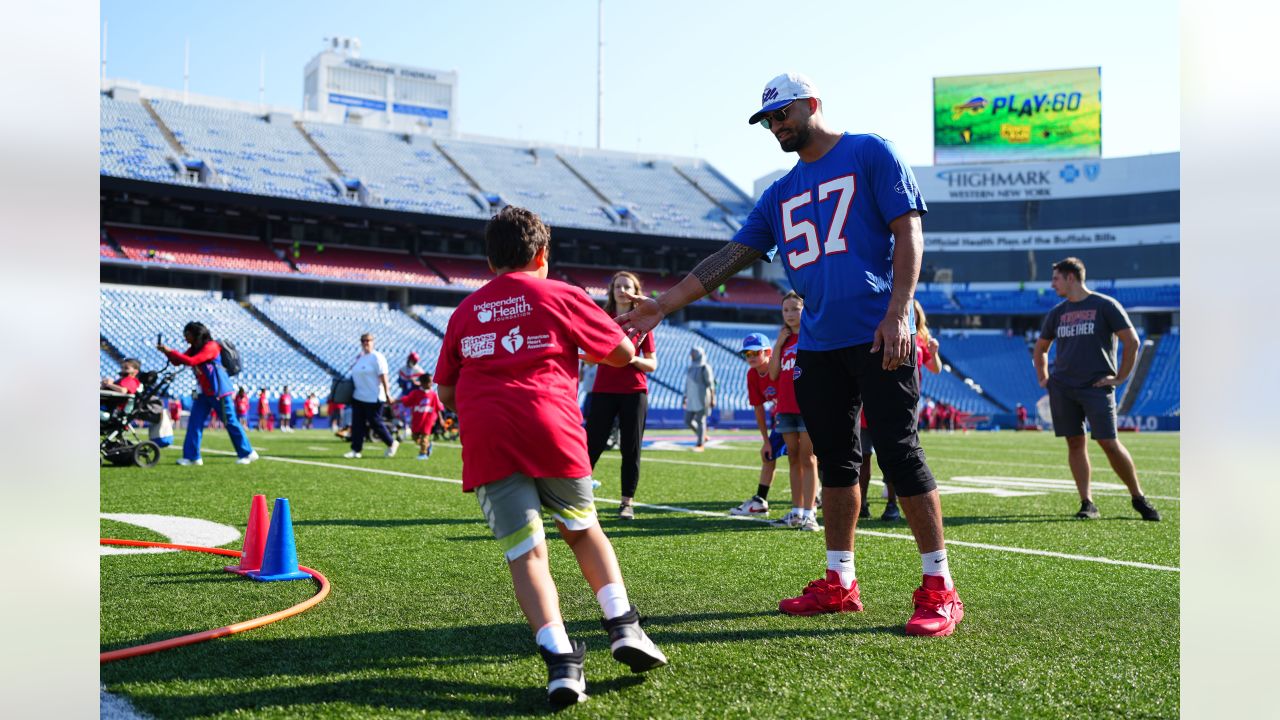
[259,53,265,109]
[101,20,107,88]
[597,0,603,149]
[183,38,190,105]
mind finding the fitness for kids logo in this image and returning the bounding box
[461,333,496,358]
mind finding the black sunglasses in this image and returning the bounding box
[760,100,798,130]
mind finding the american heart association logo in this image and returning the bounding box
[477,310,493,323]
[501,327,524,354]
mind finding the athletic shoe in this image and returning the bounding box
[858,504,872,520]
[385,440,400,458]
[343,450,362,459]
[416,453,429,460]
[778,570,864,615]
[881,501,901,522]
[601,605,668,672]
[797,514,821,532]
[1075,500,1100,519]
[538,639,588,706]
[905,574,964,637]
[1131,495,1161,521]
[770,509,803,528]
[618,503,635,521]
[692,445,705,453]
[729,496,769,516]
[235,451,260,465]
[176,458,203,466]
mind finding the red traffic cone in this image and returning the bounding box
[225,494,269,575]
[248,498,312,582]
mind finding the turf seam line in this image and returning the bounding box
[202,450,1179,573]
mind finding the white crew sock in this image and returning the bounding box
[922,549,954,589]
[596,582,631,620]
[803,508,817,521]
[535,622,572,654]
[826,550,856,589]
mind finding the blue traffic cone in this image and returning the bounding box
[247,498,312,582]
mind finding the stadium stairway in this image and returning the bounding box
[404,307,444,339]
[100,336,127,365]
[1118,337,1159,415]
[934,350,1012,413]
[671,165,740,233]
[240,301,340,378]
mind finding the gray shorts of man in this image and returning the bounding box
[475,473,597,562]
[1047,378,1117,440]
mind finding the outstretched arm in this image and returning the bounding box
[617,242,763,337]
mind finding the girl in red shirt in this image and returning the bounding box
[768,291,820,531]
[585,271,658,521]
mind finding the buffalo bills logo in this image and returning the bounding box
[792,366,803,381]
[762,87,779,105]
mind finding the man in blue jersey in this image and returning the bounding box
[617,72,962,636]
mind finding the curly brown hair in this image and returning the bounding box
[485,206,550,271]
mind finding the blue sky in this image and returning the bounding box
[100,0,1179,194]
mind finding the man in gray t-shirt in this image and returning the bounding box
[1032,258,1160,522]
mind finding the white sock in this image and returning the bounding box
[922,549,954,589]
[803,508,816,521]
[826,550,856,589]
[535,622,572,654]
[596,582,630,620]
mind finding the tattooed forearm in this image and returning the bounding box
[691,242,764,294]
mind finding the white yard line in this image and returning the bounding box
[205,450,1180,573]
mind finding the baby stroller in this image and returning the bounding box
[100,365,180,468]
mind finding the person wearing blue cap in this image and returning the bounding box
[728,332,789,517]
[616,72,963,637]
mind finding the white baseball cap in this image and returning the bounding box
[748,72,820,125]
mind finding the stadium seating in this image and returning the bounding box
[562,154,733,239]
[412,305,455,336]
[642,325,748,412]
[1102,284,1180,310]
[99,95,179,183]
[675,163,754,219]
[149,100,350,204]
[302,123,487,219]
[288,244,447,286]
[937,331,1044,412]
[920,369,1004,417]
[951,288,1061,315]
[100,284,332,401]
[707,277,783,307]
[422,255,492,290]
[109,226,294,275]
[556,266,683,301]
[436,140,616,231]
[1129,333,1180,415]
[249,295,442,383]
[100,348,119,379]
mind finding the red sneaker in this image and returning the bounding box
[905,574,964,637]
[778,570,864,616]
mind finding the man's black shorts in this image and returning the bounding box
[793,341,935,496]
[1047,377,1117,440]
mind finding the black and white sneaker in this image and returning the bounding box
[1131,495,1162,521]
[538,639,588,706]
[601,606,668,673]
[1075,500,1101,520]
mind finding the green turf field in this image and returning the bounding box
[101,429,1179,718]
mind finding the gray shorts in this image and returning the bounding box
[1047,378,1117,440]
[775,412,808,434]
[475,473,597,561]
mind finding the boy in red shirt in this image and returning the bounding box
[729,334,788,516]
[435,206,667,706]
[398,373,444,460]
[278,386,294,433]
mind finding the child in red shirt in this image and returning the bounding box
[257,389,273,432]
[434,206,667,705]
[398,373,444,459]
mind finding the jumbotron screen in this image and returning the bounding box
[933,67,1101,164]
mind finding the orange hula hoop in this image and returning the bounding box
[100,538,330,663]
